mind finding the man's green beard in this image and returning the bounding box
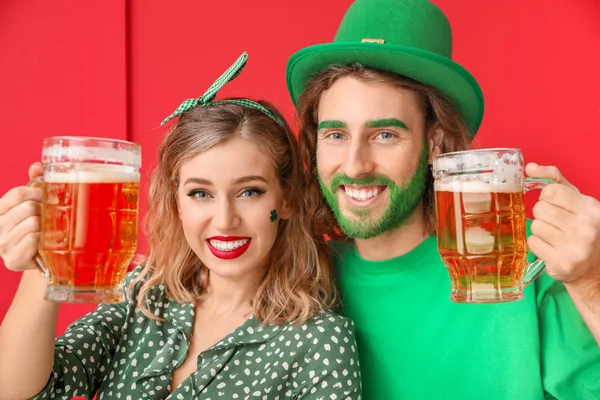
[318,144,430,239]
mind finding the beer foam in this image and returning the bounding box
[433,150,522,174]
[435,179,521,193]
[43,144,141,168]
[45,166,140,183]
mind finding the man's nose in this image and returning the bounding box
[342,140,375,179]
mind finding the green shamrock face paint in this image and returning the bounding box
[318,143,430,239]
[270,209,278,223]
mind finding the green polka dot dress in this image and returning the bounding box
[32,268,362,399]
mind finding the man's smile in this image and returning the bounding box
[340,184,388,207]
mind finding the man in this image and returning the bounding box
[286,0,600,398]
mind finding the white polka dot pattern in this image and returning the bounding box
[31,267,362,399]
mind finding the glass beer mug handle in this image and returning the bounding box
[26,176,50,280]
[522,177,555,286]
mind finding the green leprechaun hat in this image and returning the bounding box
[286,0,484,136]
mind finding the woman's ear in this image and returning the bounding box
[278,199,293,221]
[174,184,183,219]
[428,126,444,163]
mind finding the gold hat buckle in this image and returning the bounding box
[361,38,385,44]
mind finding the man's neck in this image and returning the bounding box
[354,205,431,261]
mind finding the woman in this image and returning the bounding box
[0,53,362,399]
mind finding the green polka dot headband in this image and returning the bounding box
[161,52,284,128]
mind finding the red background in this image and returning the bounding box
[1,0,599,335]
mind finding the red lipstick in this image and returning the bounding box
[206,236,251,260]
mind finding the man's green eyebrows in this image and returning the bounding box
[317,118,409,130]
[317,120,348,130]
[364,118,408,130]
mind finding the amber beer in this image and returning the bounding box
[432,148,549,303]
[37,137,141,303]
[39,170,139,301]
[435,182,528,303]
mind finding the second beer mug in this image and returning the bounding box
[32,136,141,303]
[432,148,551,304]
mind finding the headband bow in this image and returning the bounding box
[161,52,283,127]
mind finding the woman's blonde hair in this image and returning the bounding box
[295,63,474,236]
[132,100,338,324]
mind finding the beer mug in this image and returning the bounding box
[31,136,141,303]
[432,148,552,304]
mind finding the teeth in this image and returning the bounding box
[209,239,249,251]
[344,187,381,201]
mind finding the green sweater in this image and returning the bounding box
[33,267,362,399]
[332,235,600,400]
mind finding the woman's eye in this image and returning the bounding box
[329,132,344,140]
[240,188,265,198]
[187,190,210,199]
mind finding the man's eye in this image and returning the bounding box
[330,132,344,140]
[375,131,394,140]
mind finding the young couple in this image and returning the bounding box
[1,1,599,399]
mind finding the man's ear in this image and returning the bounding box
[428,126,444,163]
